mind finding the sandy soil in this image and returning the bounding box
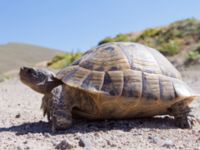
[0,66,200,150]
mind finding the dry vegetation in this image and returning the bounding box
[48,18,200,69]
[98,18,200,66]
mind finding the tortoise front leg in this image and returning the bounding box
[51,85,73,132]
[168,100,198,128]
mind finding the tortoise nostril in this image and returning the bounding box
[27,69,34,74]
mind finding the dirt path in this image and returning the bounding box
[0,68,200,150]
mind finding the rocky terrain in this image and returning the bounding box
[1,18,200,150]
[0,65,200,150]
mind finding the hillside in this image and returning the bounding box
[0,42,63,75]
[99,18,200,66]
[48,18,200,70]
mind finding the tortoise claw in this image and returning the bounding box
[51,114,72,132]
[175,115,200,129]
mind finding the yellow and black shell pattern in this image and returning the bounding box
[56,42,194,102]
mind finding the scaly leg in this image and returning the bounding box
[51,85,73,132]
[168,100,198,128]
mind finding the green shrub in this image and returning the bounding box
[138,28,161,39]
[98,37,114,45]
[159,39,182,55]
[48,52,81,69]
[187,51,200,61]
[115,34,129,42]
[98,34,129,45]
[194,44,200,53]
[187,44,200,61]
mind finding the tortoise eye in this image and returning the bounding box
[27,69,37,77]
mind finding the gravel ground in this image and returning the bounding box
[0,67,200,150]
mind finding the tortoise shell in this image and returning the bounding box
[56,42,194,103]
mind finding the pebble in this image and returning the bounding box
[16,131,28,136]
[161,139,175,148]
[148,136,161,144]
[79,137,92,148]
[74,133,81,139]
[51,141,58,146]
[196,137,200,142]
[15,113,21,118]
[17,144,24,150]
[27,133,33,139]
[192,130,196,134]
[106,140,117,147]
[178,146,184,149]
[94,132,100,137]
[55,140,73,149]
[43,133,51,138]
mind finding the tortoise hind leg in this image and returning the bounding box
[168,99,197,129]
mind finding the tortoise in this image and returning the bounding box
[20,42,199,131]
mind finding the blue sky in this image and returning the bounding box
[0,0,200,52]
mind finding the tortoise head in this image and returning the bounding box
[20,67,62,94]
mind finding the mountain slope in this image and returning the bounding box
[0,42,63,74]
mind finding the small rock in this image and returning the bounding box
[17,144,24,150]
[51,141,57,146]
[192,129,197,135]
[161,139,174,148]
[15,113,21,118]
[7,137,12,141]
[26,145,31,149]
[106,140,117,147]
[16,131,28,136]
[27,133,33,139]
[178,146,184,149]
[43,133,51,138]
[93,132,100,137]
[132,133,142,136]
[79,137,92,148]
[196,137,200,142]
[74,133,81,139]
[55,140,73,150]
[148,136,161,144]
